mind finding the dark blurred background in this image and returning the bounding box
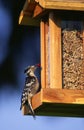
[0,0,84,130]
[0,0,40,90]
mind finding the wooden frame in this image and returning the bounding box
[19,0,84,117]
[49,12,62,88]
[40,12,62,89]
[22,12,84,117]
[23,89,84,117]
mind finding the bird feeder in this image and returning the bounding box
[19,0,84,117]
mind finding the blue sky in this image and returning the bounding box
[0,2,84,130]
[0,89,84,130]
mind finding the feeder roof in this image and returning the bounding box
[35,0,84,10]
[19,0,84,25]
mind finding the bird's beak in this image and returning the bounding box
[35,64,42,70]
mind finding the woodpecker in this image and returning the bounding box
[20,64,40,118]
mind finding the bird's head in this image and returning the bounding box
[24,64,41,76]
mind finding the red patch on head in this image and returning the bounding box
[36,64,40,67]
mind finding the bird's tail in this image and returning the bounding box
[28,97,36,119]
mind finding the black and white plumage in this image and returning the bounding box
[20,64,40,118]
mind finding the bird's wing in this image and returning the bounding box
[20,76,37,118]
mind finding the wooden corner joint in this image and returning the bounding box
[22,88,84,115]
[33,4,44,17]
